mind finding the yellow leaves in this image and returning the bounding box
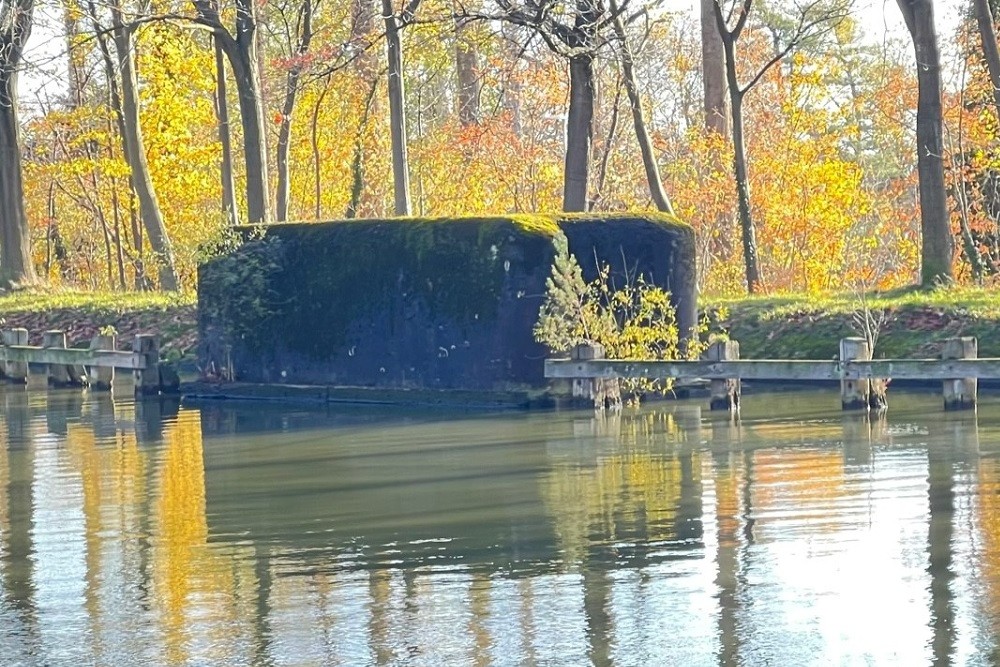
[535,249,701,401]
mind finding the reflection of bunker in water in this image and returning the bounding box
[200,407,705,575]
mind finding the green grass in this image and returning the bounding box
[0,288,198,361]
[701,287,1000,359]
[703,285,1000,360]
[0,288,195,314]
[706,284,1000,319]
[4,282,998,368]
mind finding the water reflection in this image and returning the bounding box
[2,390,1000,664]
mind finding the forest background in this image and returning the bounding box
[2,0,999,298]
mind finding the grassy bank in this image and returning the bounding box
[0,289,197,361]
[706,285,1000,360]
[2,285,998,370]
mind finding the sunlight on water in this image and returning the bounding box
[1,387,1000,665]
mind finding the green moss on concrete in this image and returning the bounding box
[260,217,556,358]
[555,210,692,232]
[199,214,699,390]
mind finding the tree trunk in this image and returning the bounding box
[715,0,763,294]
[383,0,412,216]
[564,55,594,212]
[898,0,953,285]
[590,77,621,211]
[311,75,330,219]
[0,80,36,288]
[609,0,674,214]
[974,0,1000,126]
[701,0,728,135]
[0,0,39,289]
[275,0,313,222]
[63,0,84,107]
[275,86,297,222]
[729,93,761,293]
[227,39,271,224]
[214,38,238,226]
[111,14,179,291]
[200,0,271,225]
[455,19,479,126]
[347,78,379,218]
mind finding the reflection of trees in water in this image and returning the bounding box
[9,391,1000,664]
[0,387,38,654]
[540,410,704,568]
[977,453,1000,659]
[710,417,745,667]
[153,411,262,666]
[750,447,847,538]
[65,418,142,642]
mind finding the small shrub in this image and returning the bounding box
[534,237,705,398]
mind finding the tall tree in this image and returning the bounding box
[702,0,728,135]
[713,0,848,294]
[897,0,953,285]
[214,38,239,226]
[192,0,271,224]
[455,17,480,126]
[974,0,1000,130]
[275,0,317,221]
[382,0,421,216]
[343,0,377,218]
[491,0,611,212]
[87,0,180,290]
[0,0,39,287]
[607,0,674,214]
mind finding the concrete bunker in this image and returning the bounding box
[197,214,696,394]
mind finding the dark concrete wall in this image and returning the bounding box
[198,214,695,391]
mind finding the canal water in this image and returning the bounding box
[0,387,998,666]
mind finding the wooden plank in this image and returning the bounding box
[0,345,146,369]
[544,358,1000,381]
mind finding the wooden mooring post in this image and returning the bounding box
[570,343,621,410]
[133,334,160,396]
[43,330,86,388]
[545,334,998,413]
[942,337,977,411]
[89,334,116,391]
[839,337,870,411]
[132,334,179,396]
[0,329,177,395]
[706,340,740,412]
[1,328,28,383]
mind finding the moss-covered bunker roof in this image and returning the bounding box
[235,212,692,242]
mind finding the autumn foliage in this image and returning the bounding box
[11,3,997,295]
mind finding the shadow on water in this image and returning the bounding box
[3,388,1000,664]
